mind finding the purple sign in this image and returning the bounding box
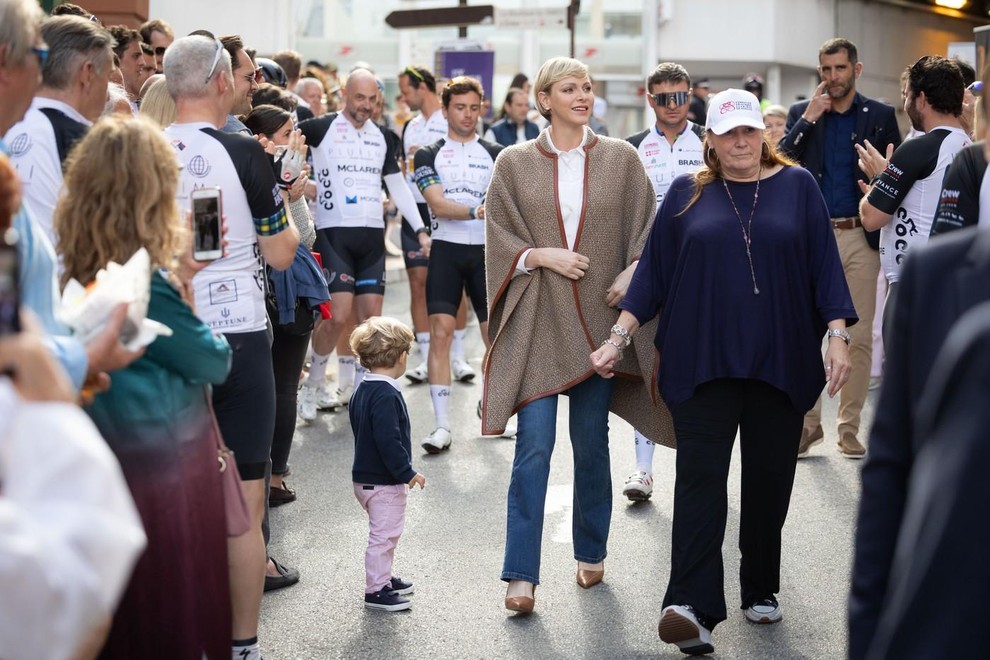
[434,49,496,120]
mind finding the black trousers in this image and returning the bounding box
[271,326,312,475]
[661,378,803,628]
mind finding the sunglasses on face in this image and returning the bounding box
[32,45,49,68]
[651,91,690,107]
[154,46,167,57]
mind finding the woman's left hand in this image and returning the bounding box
[605,262,638,308]
[590,342,620,378]
[824,339,852,398]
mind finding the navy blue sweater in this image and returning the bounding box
[349,377,416,485]
[620,166,857,413]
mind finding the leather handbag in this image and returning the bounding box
[205,390,251,537]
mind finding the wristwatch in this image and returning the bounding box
[826,328,851,345]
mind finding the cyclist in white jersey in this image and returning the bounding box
[163,35,299,660]
[860,55,970,341]
[299,69,428,404]
[398,65,477,384]
[620,62,703,501]
[412,77,503,453]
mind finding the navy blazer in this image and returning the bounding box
[778,92,901,249]
[862,300,990,659]
[848,226,990,659]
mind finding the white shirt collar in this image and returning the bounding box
[32,96,91,127]
[546,125,591,156]
[362,372,402,392]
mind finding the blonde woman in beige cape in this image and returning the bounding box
[484,57,674,614]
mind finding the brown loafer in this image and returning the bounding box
[269,481,297,507]
[576,568,604,589]
[838,432,866,459]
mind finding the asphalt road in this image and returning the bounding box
[260,262,874,659]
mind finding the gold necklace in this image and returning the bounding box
[722,169,762,295]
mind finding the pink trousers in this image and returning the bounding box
[353,483,407,593]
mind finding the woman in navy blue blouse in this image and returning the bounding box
[591,89,856,655]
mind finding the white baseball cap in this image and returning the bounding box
[705,89,765,135]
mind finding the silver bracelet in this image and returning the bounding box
[610,324,632,347]
[601,338,625,356]
[826,328,851,345]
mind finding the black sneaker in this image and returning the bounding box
[659,604,714,655]
[364,586,412,611]
[389,575,414,596]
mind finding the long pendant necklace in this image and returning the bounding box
[722,169,762,295]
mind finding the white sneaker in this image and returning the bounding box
[298,384,317,422]
[622,471,654,501]
[500,415,517,438]
[744,597,782,624]
[316,382,341,410]
[335,385,354,407]
[658,605,714,655]
[405,360,428,384]
[422,427,452,454]
[451,358,476,382]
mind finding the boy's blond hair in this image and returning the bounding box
[349,317,414,369]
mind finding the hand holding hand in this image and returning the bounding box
[409,473,426,490]
[803,81,832,123]
[605,262,637,307]
[535,248,590,280]
[589,341,620,379]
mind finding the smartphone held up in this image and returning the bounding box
[191,187,223,262]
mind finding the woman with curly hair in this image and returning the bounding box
[55,115,233,659]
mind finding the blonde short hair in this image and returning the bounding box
[139,77,177,128]
[762,104,787,121]
[349,317,414,369]
[533,57,589,121]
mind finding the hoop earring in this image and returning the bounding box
[706,147,716,161]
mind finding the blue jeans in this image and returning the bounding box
[501,375,614,585]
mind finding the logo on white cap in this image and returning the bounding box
[706,89,765,135]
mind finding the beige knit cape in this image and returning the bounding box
[481,128,675,448]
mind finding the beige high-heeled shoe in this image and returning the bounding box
[504,582,536,613]
[576,563,604,589]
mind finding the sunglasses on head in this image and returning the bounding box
[204,37,223,83]
[403,66,425,82]
[651,91,689,107]
[968,80,983,93]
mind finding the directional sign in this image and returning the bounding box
[385,5,495,30]
[494,7,568,30]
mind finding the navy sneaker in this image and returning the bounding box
[364,586,411,611]
[389,576,414,596]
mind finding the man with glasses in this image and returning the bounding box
[164,35,299,660]
[620,61,702,502]
[219,34,258,135]
[779,38,901,460]
[139,17,173,73]
[6,15,114,246]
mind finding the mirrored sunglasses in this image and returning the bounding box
[651,91,689,107]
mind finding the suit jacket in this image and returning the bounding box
[778,92,901,249]
[848,226,990,659]
[864,301,990,659]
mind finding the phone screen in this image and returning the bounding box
[192,190,222,261]
[0,242,20,336]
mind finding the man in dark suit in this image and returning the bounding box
[848,224,990,659]
[778,38,901,460]
[862,300,990,659]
